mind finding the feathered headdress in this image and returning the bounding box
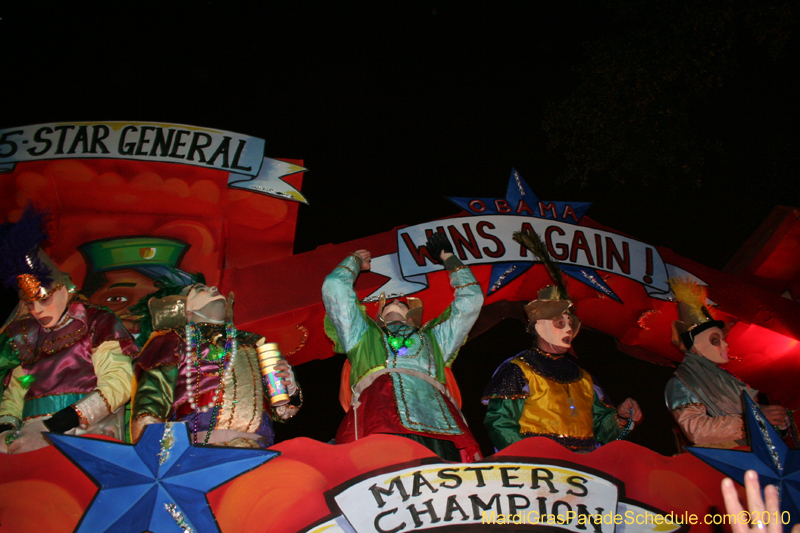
[513,229,581,334]
[668,277,726,350]
[0,204,68,302]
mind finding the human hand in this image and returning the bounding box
[0,429,17,453]
[759,405,789,430]
[617,398,643,425]
[274,359,297,396]
[130,414,163,443]
[721,470,799,533]
[425,232,454,263]
[354,250,372,271]
[7,418,50,454]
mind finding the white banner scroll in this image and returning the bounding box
[361,215,705,302]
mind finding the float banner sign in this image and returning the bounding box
[332,462,621,532]
[397,216,669,297]
[0,122,265,176]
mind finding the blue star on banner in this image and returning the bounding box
[447,168,592,221]
[447,169,620,299]
[688,395,800,532]
[48,422,279,533]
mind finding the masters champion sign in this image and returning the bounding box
[305,460,687,533]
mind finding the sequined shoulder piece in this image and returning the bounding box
[235,330,263,347]
[516,349,583,384]
[178,324,261,349]
[482,360,528,400]
[6,303,89,362]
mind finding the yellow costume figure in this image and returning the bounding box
[482,230,642,452]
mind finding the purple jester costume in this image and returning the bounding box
[0,206,135,453]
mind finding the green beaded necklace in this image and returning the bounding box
[385,327,418,357]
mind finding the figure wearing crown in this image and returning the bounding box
[0,205,136,453]
[482,230,643,453]
[664,278,789,449]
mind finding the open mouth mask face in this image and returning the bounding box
[691,326,729,364]
[381,300,410,324]
[534,313,575,351]
[186,284,227,323]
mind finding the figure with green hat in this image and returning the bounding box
[79,236,194,334]
[482,230,642,452]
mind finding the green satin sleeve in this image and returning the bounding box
[592,392,624,444]
[484,398,525,450]
[132,364,178,421]
[0,334,21,400]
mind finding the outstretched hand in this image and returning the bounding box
[722,470,800,533]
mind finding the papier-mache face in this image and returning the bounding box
[186,284,226,324]
[88,270,159,332]
[376,293,423,328]
[690,326,729,364]
[534,312,576,353]
[26,285,70,329]
[381,300,410,325]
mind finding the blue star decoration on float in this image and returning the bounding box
[447,168,621,300]
[47,422,278,533]
[688,395,800,530]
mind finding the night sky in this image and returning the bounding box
[1,3,798,456]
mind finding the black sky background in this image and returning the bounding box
[1,2,798,456]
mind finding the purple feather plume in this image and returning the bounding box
[0,204,53,290]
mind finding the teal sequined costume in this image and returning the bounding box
[323,253,483,461]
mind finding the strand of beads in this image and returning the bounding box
[616,408,635,440]
[185,324,219,413]
[221,322,237,388]
[203,323,237,445]
[184,323,238,444]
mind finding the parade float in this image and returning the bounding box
[0,122,798,533]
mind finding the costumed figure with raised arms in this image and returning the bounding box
[130,278,302,447]
[482,229,643,453]
[0,205,136,453]
[664,278,790,449]
[323,232,483,462]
